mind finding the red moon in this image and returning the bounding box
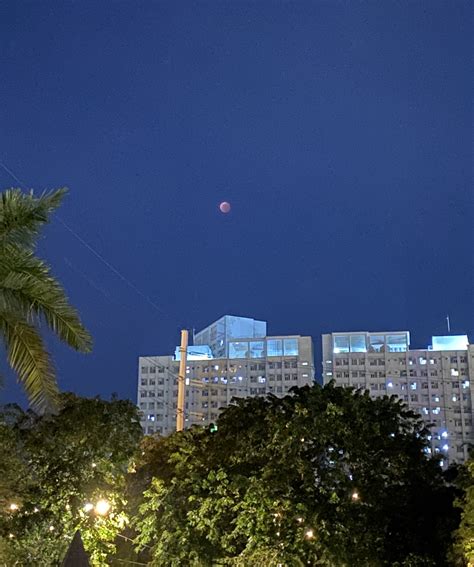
[219,201,231,213]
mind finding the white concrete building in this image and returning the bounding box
[138,316,315,436]
[322,331,474,465]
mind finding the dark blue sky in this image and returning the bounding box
[1,1,472,405]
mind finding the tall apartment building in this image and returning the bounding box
[322,331,473,465]
[138,316,315,436]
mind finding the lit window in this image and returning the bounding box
[350,335,367,353]
[369,335,385,353]
[267,339,283,357]
[386,334,408,353]
[432,407,441,415]
[451,369,459,377]
[334,335,350,354]
[462,381,470,389]
[250,341,265,358]
[410,382,417,390]
[387,381,394,388]
[283,339,298,356]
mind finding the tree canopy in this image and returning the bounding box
[0,393,142,566]
[129,384,458,566]
[0,188,92,410]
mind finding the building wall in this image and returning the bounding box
[138,335,314,436]
[322,332,474,465]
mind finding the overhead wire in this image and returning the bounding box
[0,159,165,317]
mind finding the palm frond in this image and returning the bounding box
[0,310,59,411]
[0,187,67,248]
[0,246,92,352]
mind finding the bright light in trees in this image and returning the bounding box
[9,503,19,511]
[305,529,314,539]
[95,499,111,516]
[83,503,94,512]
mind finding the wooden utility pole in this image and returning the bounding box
[176,329,188,432]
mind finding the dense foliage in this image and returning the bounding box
[0,188,92,411]
[126,384,458,566]
[0,394,142,566]
[451,455,474,565]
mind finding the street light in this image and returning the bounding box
[95,499,111,516]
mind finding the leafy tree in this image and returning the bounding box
[0,188,92,411]
[129,384,458,566]
[450,455,474,566]
[0,393,143,566]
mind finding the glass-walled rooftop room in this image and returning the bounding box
[333,333,410,354]
[228,337,299,358]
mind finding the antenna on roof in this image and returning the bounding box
[446,315,451,334]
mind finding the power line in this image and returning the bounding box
[0,158,164,316]
[56,215,163,315]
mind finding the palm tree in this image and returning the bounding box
[0,187,92,411]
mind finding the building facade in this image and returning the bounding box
[322,331,474,465]
[138,316,315,436]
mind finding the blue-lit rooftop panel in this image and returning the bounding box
[175,345,214,361]
[430,335,469,351]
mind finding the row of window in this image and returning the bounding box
[334,356,468,367]
[141,360,304,375]
[145,426,163,434]
[347,380,470,391]
[333,334,408,354]
[140,401,164,409]
[228,338,299,359]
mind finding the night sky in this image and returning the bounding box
[1,1,472,405]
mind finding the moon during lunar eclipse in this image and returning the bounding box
[219,201,231,213]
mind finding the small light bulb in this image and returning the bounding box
[305,529,314,539]
[297,517,304,523]
[9,503,19,511]
[83,503,94,512]
[49,525,55,531]
[352,492,359,501]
